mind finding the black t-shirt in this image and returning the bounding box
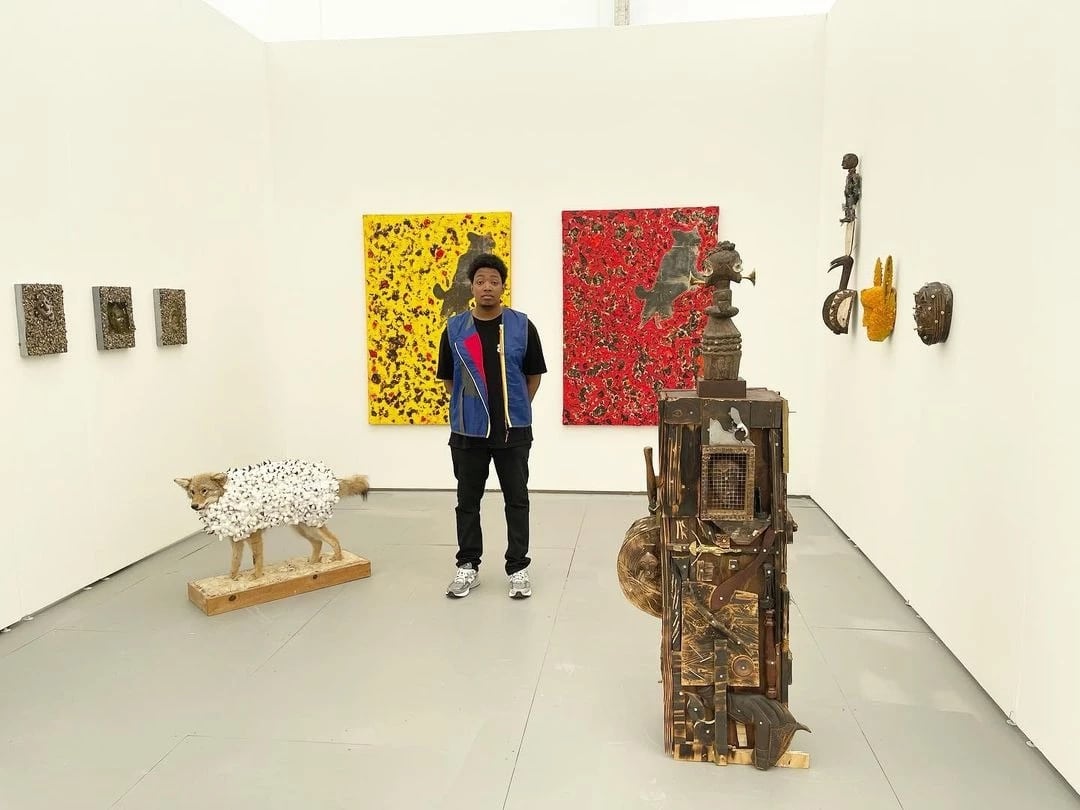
[437,313,547,448]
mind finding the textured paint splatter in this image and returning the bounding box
[562,207,719,425]
[363,212,512,425]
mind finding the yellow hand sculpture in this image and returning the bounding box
[860,256,897,341]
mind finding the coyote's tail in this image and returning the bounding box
[337,474,370,501]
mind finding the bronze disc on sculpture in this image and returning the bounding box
[616,514,663,618]
[731,655,755,679]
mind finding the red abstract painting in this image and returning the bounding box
[562,207,720,425]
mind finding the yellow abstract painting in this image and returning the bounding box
[363,212,512,425]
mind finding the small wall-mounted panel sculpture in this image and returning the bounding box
[153,288,187,346]
[822,153,862,335]
[14,283,68,357]
[860,256,897,341]
[92,286,136,350]
[913,282,953,345]
[617,241,811,771]
[175,459,373,615]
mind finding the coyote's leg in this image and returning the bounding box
[229,538,245,580]
[249,531,265,579]
[292,524,322,564]
[318,525,343,561]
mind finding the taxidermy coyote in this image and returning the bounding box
[174,459,369,580]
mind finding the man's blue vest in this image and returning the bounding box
[446,307,532,438]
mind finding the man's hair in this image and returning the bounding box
[467,253,508,283]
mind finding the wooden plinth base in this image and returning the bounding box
[716,749,810,769]
[696,377,748,398]
[187,550,371,616]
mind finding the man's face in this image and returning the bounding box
[471,268,504,307]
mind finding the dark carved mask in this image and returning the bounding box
[913,282,953,345]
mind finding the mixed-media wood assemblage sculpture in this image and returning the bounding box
[822,153,862,335]
[618,240,811,771]
[175,459,373,615]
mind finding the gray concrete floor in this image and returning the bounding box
[0,492,1076,809]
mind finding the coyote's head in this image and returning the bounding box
[174,472,227,511]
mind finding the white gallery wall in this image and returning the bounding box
[3,0,1077,794]
[0,0,277,629]
[264,17,827,494]
[201,0,836,41]
[812,0,1078,790]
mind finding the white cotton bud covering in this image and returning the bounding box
[198,459,340,540]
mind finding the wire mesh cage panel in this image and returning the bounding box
[699,444,755,522]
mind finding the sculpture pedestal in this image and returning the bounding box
[696,378,747,398]
[188,550,371,616]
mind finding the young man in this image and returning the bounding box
[436,253,547,599]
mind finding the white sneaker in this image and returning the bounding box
[446,565,479,598]
[508,569,531,599]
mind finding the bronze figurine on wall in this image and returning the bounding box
[913,282,953,345]
[839,153,861,225]
[618,241,810,771]
[822,153,862,335]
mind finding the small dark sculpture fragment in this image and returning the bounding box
[840,153,861,225]
[14,283,68,357]
[913,282,953,345]
[154,288,188,346]
[92,286,136,350]
[635,228,703,325]
[432,232,495,319]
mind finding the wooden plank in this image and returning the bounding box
[782,396,790,474]
[681,582,716,685]
[713,638,729,763]
[696,378,747,398]
[661,395,701,424]
[751,398,782,428]
[726,748,810,769]
[188,550,371,616]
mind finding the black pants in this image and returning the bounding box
[451,443,531,575]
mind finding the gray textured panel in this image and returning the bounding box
[14,283,68,357]
[153,288,187,346]
[91,285,135,350]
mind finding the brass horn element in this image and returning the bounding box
[744,270,757,286]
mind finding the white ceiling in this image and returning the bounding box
[202,0,835,42]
